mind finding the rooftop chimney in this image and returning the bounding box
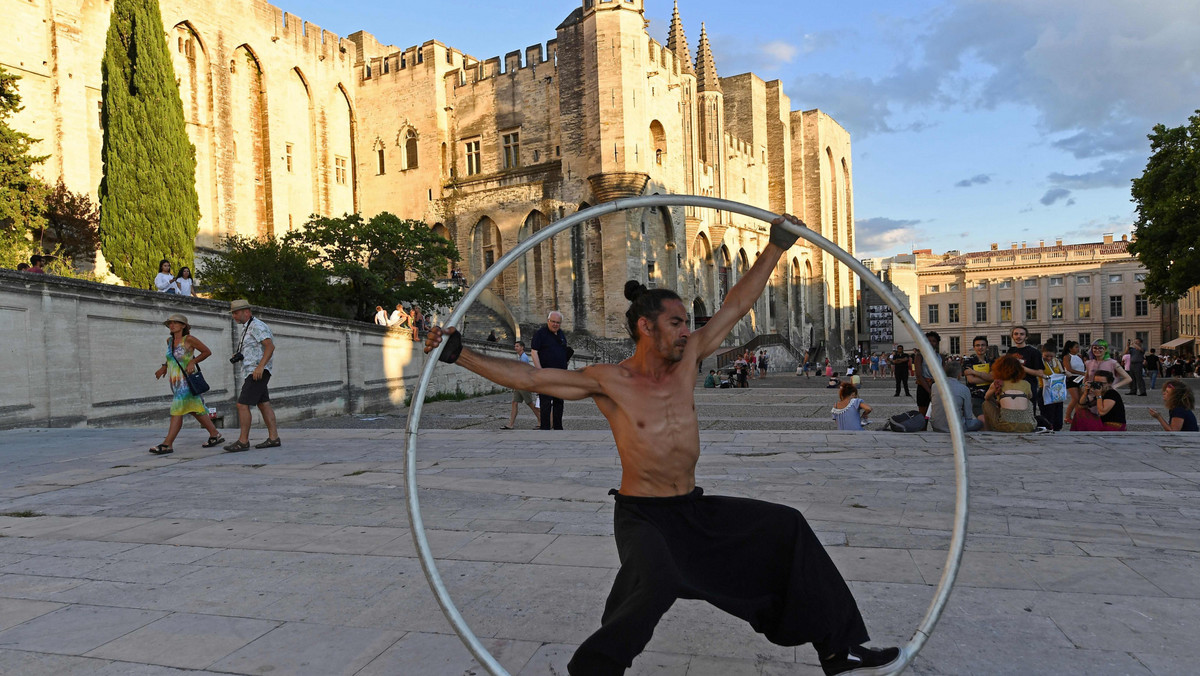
[1020,241,1027,248]
[990,243,999,251]
[1121,234,1128,242]
[1055,238,1063,246]
[1103,233,1114,245]
[1011,242,1018,250]
[1038,239,1045,248]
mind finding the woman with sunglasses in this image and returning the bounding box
[1070,369,1127,432]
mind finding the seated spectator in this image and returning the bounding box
[1071,370,1127,431]
[28,255,46,274]
[486,330,498,342]
[982,355,1036,433]
[1148,380,1198,432]
[831,382,871,430]
[16,262,29,271]
[703,370,718,388]
[373,306,388,326]
[929,358,984,433]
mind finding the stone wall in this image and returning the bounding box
[0,271,574,429]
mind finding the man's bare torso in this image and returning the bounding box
[584,352,702,498]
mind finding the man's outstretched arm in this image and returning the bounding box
[690,214,804,359]
[424,326,602,401]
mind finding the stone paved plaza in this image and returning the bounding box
[0,383,1197,675]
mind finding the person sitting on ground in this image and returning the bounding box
[831,382,871,431]
[422,214,900,676]
[1148,379,1198,432]
[1071,369,1126,431]
[703,369,718,388]
[929,357,984,433]
[982,355,1037,433]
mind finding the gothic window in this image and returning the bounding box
[404,129,418,170]
[377,148,386,175]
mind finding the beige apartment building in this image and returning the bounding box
[914,235,1162,357]
[1168,284,1200,356]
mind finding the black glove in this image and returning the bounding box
[769,217,802,249]
[438,330,463,364]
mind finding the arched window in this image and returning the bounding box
[650,120,667,165]
[405,129,418,170]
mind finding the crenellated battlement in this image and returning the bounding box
[266,4,357,63]
[724,131,756,160]
[444,39,560,88]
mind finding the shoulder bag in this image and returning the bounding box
[168,337,210,396]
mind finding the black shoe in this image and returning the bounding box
[821,645,902,675]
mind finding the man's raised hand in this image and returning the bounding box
[423,325,463,364]
[769,213,804,250]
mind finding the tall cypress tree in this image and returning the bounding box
[99,0,199,288]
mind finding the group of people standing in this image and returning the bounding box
[500,310,572,430]
[831,328,1198,435]
[153,259,195,296]
[150,299,281,455]
[373,303,425,341]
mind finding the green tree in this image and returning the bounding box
[98,0,200,289]
[1129,110,1200,305]
[297,212,461,320]
[37,179,100,263]
[0,66,49,236]
[200,234,332,314]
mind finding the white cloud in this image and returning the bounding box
[761,41,798,66]
[789,1,1200,154]
[855,217,923,256]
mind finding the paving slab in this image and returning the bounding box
[0,385,1197,674]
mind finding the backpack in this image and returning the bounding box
[887,410,926,433]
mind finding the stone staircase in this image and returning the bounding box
[456,301,516,343]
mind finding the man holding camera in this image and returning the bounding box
[224,300,281,452]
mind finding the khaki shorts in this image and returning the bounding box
[512,389,534,405]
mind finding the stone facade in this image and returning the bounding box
[3,0,857,359]
[912,236,1162,357]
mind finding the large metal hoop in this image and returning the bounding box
[405,194,968,675]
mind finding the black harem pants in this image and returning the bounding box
[567,487,870,675]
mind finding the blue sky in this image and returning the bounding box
[280,0,1200,258]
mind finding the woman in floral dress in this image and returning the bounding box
[151,313,224,454]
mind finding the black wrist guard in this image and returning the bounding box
[769,219,801,249]
[438,331,463,364]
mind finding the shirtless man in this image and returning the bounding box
[424,215,899,676]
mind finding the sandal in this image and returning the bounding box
[254,438,282,449]
[223,440,251,453]
[149,444,174,455]
[202,436,225,448]
[500,425,514,430]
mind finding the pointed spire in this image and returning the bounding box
[695,22,721,93]
[667,1,693,75]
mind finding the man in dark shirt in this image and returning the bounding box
[531,310,570,430]
[1005,326,1044,413]
[1144,349,1161,390]
[891,346,911,397]
[1125,339,1147,396]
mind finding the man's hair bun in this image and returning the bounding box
[624,280,648,301]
